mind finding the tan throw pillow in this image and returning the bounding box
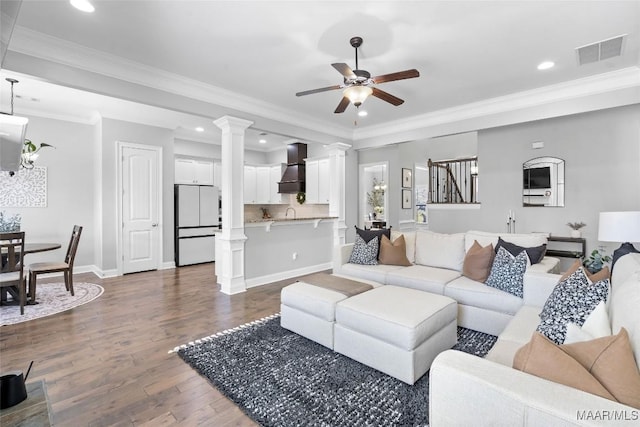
[559,259,611,283]
[379,234,412,266]
[514,329,640,409]
[462,240,495,282]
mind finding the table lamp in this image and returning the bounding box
[598,211,640,270]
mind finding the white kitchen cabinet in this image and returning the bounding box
[244,165,257,203]
[174,158,214,185]
[244,164,286,204]
[305,157,330,204]
[269,164,286,204]
[256,166,270,204]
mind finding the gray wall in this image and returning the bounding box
[354,133,477,229]
[397,132,478,223]
[0,115,97,267]
[101,118,175,270]
[244,221,333,280]
[426,104,640,256]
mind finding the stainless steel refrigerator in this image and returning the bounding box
[174,184,219,266]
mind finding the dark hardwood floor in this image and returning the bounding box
[0,263,300,426]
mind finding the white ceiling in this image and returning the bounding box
[1,0,639,147]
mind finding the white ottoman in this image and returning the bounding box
[280,274,382,349]
[334,285,457,384]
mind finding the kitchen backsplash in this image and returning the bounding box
[245,199,330,221]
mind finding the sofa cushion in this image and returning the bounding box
[339,263,403,285]
[348,234,379,265]
[559,258,610,283]
[415,230,465,271]
[464,230,548,253]
[484,306,541,366]
[379,235,411,266]
[387,265,461,295]
[564,301,611,344]
[495,237,547,264]
[355,226,390,258]
[462,241,495,282]
[537,267,610,344]
[513,329,640,409]
[391,230,416,263]
[609,253,640,370]
[335,286,457,350]
[445,276,524,315]
[485,247,529,298]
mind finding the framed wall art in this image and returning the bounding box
[402,188,412,209]
[402,168,412,188]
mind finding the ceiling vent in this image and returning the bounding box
[576,35,625,66]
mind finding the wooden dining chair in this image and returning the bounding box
[28,225,82,302]
[0,231,27,315]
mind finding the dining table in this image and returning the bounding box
[1,242,61,305]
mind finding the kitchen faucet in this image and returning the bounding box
[285,207,296,219]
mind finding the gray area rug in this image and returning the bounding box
[176,314,497,427]
[1,282,104,326]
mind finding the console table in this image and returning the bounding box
[546,236,586,259]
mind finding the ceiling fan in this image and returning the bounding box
[296,36,420,113]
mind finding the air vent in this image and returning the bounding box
[576,35,625,65]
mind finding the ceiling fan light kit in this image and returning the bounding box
[296,36,420,114]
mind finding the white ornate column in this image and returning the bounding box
[326,142,351,246]
[213,116,253,295]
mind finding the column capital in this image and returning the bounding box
[325,142,352,153]
[213,116,253,132]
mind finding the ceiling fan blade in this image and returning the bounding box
[296,85,342,97]
[372,87,404,106]
[334,96,350,114]
[332,63,356,79]
[371,69,420,84]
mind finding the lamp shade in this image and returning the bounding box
[598,211,640,243]
[343,85,373,107]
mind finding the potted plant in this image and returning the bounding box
[566,221,586,238]
[583,249,612,274]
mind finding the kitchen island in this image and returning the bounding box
[244,216,337,287]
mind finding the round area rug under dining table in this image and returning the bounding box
[0,282,104,326]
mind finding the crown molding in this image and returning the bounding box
[9,26,353,140]
[353,67,640,144]
[9,27,639,150]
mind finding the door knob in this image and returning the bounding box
[152,223,158,227]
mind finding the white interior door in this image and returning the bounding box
[122,145,160,274]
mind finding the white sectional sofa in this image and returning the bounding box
[429,253,640,426]
[333,230,560,335]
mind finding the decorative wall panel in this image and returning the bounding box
[0,166,48,207]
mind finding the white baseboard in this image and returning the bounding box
[245,262,332,288]
[161,261,176,270]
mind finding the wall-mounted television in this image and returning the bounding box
[523,166,551,189]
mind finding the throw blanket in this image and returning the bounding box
[299,273,373,297]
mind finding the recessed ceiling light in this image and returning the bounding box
[358,110,368,117]
[537,61,555,70]
[195,127,204,132]
[259,139,267,144]
[70,0,95,13]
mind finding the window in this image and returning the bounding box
[428,157,478,204]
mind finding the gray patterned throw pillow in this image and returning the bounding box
[485,247,528,298]
[536,267,610,344]
[348,234,379,265]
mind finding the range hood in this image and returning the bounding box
[278,142,307,194]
